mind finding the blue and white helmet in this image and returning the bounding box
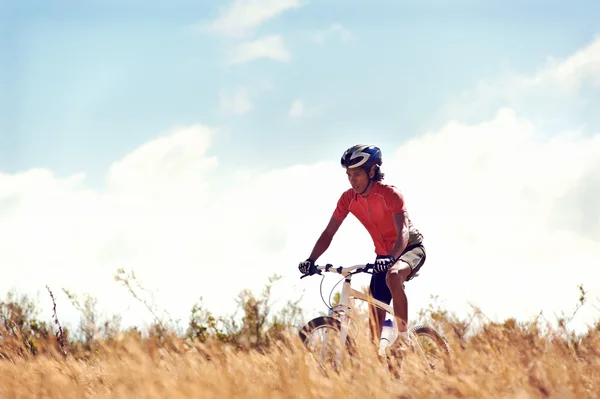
[340,144,382,170]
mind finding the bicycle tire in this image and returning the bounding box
[406,324,452,372]
[409,324,451,354]
[298,316,358,356]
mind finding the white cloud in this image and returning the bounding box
[228,35,291,65]
[288,99,304,117]
[205,0,302,38]
[2,107,600,334]
[309,23,356,44]
[525,35,600,90]
[0,125,222,329]
[219,87,253,115]
[442,35,600,125]
[3,35,600,337]
[287,98,323,118]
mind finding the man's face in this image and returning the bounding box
[346,167,370,193]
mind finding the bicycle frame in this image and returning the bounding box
[302,263,447,371]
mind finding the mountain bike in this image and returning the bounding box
[298,262,451,373]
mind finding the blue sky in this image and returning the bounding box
[2,0,600,333]
[3,0,600,186]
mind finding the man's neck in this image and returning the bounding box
[360,181,376,197]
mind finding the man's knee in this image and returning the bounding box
[385,261,411,291]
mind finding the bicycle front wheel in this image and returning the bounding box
[298,316,357,371]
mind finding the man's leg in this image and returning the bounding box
[385,245,426,337]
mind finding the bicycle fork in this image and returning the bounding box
[331,278,353,368]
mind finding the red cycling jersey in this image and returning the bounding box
[332,182,423,256]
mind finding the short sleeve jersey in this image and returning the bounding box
[332,182,423,256]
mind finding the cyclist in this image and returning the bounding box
[298,144,426,350]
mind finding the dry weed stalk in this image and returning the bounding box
[114,267,176,331]
[46,285,69,358]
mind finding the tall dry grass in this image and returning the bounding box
[0,278,598,398]
[1,304,599,398]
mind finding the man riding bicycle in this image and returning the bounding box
[298,144,426,349]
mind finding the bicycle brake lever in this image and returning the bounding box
[300,271,321,279]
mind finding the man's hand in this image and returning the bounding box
[298,259,314,275]
[374,255,396,273]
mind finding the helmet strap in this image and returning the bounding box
[358,180,372,195]
[358,166,374,195]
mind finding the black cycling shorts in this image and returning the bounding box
[369,244,426,305]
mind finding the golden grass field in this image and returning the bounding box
[1,309,599,398]
[0,278,598,398]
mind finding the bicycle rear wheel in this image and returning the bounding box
[409,324,452,371]
[382,324,452,377]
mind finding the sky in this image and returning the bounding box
[1,0,600,335]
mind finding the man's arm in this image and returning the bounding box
[389,211,409,260]
[308,216,343,262]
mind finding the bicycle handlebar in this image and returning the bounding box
[300,262,376,279]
